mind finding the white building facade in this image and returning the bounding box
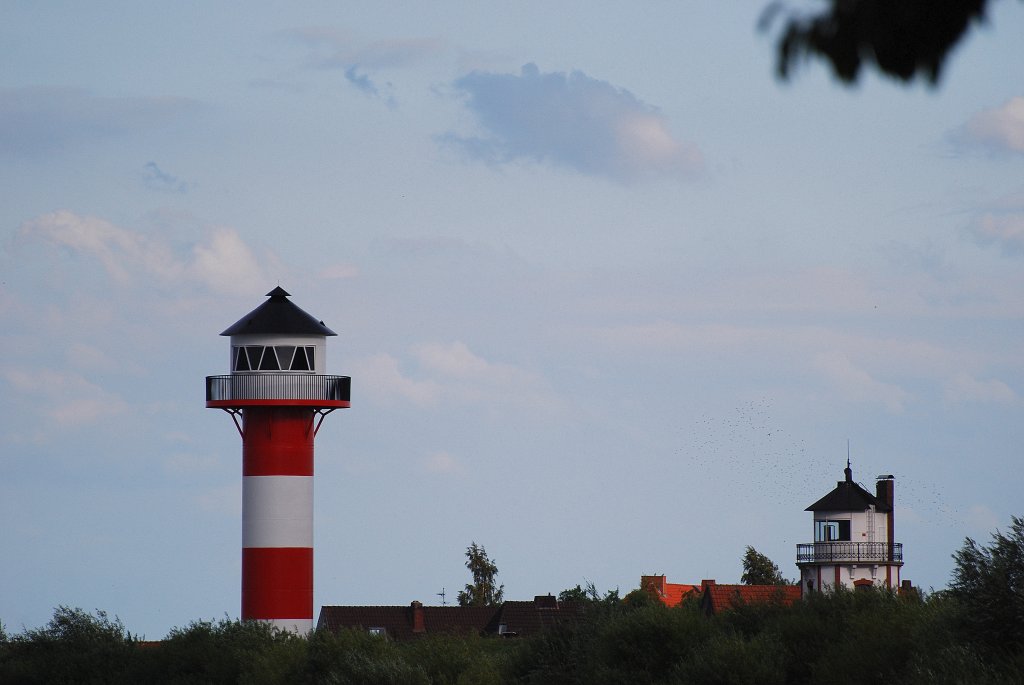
[797,463,903,594]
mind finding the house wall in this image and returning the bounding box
[811,507,889,545]
[801,506,897,592]
[800,563,899,591]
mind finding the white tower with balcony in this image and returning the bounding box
[797,462,902,594]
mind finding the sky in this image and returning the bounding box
[2,2,1022,639]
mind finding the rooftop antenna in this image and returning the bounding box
[437,587,447,606]
[844,439,853,482]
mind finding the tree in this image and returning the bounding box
[764,0,1018,85]
[457,542,504,607]
[949,515,1024,650]
[0,607,136,684]
[741,545,790,585]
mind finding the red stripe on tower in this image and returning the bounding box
[206,287,350,634]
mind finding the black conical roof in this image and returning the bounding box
[220,287,337,336]
[805,463,887,512]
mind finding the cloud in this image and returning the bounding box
[287,29,444,69]
[283,28,442,104]
[966,504,1001,536]
[1,367,129,427]
[440,63,703,183]
[319,262,359,279]
[0,86,197,155]
[196,481,241,517]
[143,162,193,193]
[353,342,561,413]
[943,372,1017,404]
[189,228,266,295]
[343,66,397,108]
[344,66,378,95]
[412,341,561,410]
[812,351,910,413]
[354,353,441,407]
[17,210,266,295]
[423,451,462,474]
[964,96,1024,154]
[967,212,1024,256]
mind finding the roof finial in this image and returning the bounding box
[845,439,852,482]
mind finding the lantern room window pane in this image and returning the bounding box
[234,346,250,371]
[276,346,296,370]
[259,346,280,370]
[245,346,262,370]
[292,347,310,371]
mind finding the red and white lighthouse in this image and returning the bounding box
[206,287,350,633]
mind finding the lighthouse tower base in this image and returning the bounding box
[241,406,315,633]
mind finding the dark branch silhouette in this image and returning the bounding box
[765,0,1012,85]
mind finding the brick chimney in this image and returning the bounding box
[876,475,896,563]
[534,594,558,609]
[410,601,425,633]
[875,476,894,510]
[641,575,667,598]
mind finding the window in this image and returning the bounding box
[815,519,851,542]
[258,347,280,370]
[293,346,312,370]
[232,346,316,372]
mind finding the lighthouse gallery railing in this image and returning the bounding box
[796,542,903,564]
[206,374,350,403]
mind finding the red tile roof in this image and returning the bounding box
[641,575,699,607]
[698,579,801,615]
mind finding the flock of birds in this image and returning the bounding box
[674,399,959,527]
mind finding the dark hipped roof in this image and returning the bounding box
[317,605,495,641]
[317,597,583,640]
[805,463,889,512]
[220,286,337,336]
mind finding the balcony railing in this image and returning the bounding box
[206,374,350,405]
[796,542,903,565]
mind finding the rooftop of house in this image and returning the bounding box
[317,596,583,640]
[698,579,802,616]
[640,575,700,607]
[805,462,891,513]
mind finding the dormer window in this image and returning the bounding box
[233,345,316,372]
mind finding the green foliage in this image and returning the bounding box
[0,606,135,685]
[740,545,789,585]
[5,519,1024,684]
[457,541,505,607]
[402,631,509,685]
[622,588,661,609]
[140,617,305,684]
[557,584,590,603]
[949,515,1024,653]
[303,628,428,685]
[674,630,785,685]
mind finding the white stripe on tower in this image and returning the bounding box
[242,476,313,548]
